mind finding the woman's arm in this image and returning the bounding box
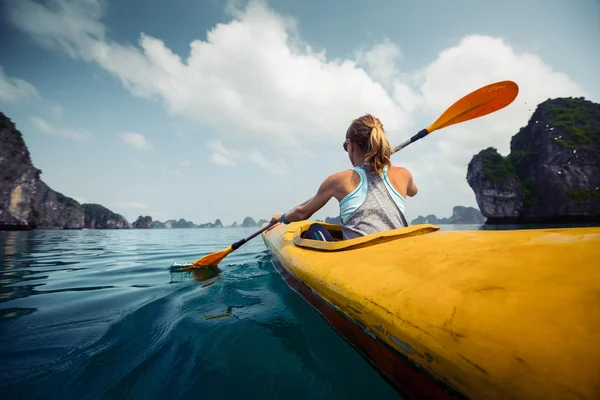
[406,170,418,197]
[270,174,339,224]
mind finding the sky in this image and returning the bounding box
[1,0,599,225]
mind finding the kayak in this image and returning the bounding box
[262,221,600,400]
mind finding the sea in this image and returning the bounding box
[0,224,591,399]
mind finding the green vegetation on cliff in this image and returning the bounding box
[0,116,24,144]
[565,188,600,205]
[478,147,540,210]
[478,147,514,184]
[1,113,30,163]
[544,97,600,149]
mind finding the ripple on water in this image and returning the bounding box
[0,229,401,400]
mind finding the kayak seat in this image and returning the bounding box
[300,223,336,241]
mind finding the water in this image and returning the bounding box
[3,223,593,399]
[0,227,405,400]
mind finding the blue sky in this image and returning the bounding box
[1,0,599,225]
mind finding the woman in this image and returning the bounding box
[270,114,418,240]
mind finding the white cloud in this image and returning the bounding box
[31,116,93,140]
[0,66,40,103]
[206,141,286,174]
[246,150,287,175]
[5,0,105,61]
[207,140,239,166]
[9,0,589,218]
[393,34,585,218]
[117,131,153,151]
[6,0,410,149]
[410,35,584,168]
[355,38,401,87]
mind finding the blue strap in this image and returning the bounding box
[281,212,290,224]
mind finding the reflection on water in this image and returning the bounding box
[169,265,222,283]
[0,228,401,400]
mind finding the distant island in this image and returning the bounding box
[132,215,269,229]
[0,111,268,231]
[411,206,485,225]
[467,97,599,223]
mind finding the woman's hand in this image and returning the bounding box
[270,212,283,224]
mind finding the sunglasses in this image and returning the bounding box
[343,139,349,152]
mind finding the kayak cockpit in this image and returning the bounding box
[292,222,440,251]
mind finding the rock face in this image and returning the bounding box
[32,180,85,229]
[241,217,257,227]
[411,206,485,225]
[197,218,223,228]
[1,112,130,230]
[166,218,195,228]
[466,149,524,220]
[151,220,166,229]
[0,113,40,229]
[82,204,129,229]
[133,215,152,228]
[467,97,600,223]
[325,215,341,224]
[411,214,439,225]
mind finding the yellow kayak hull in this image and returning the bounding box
[262,222,600,400]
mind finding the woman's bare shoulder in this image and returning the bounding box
[328,169,356,181]
[389,165,413,177]
[320,169,357,189]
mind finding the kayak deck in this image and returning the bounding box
[262,222,600,400]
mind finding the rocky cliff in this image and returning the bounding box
[133,215,152,228]
[151,220,166,229]
[0,113,40,229]
[1,112,130,230]
[197,218,223,228]
[32,180,84,229]
[82,204,129,229]
[411,206,485,225]
[150,218,197,228]
[325,215,341,224]
[467,97,600,223]
[166,218,195,228]
[241,217,257,227]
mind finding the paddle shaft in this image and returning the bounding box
[394,128,429,153]
[232,222,278,250]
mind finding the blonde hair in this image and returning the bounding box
[346,114,393,174]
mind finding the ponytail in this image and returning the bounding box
[346,114,393,175]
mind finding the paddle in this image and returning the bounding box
[179,80,519,270]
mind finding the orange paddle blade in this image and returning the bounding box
[188,246,233,269]
[427,80,519,132]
